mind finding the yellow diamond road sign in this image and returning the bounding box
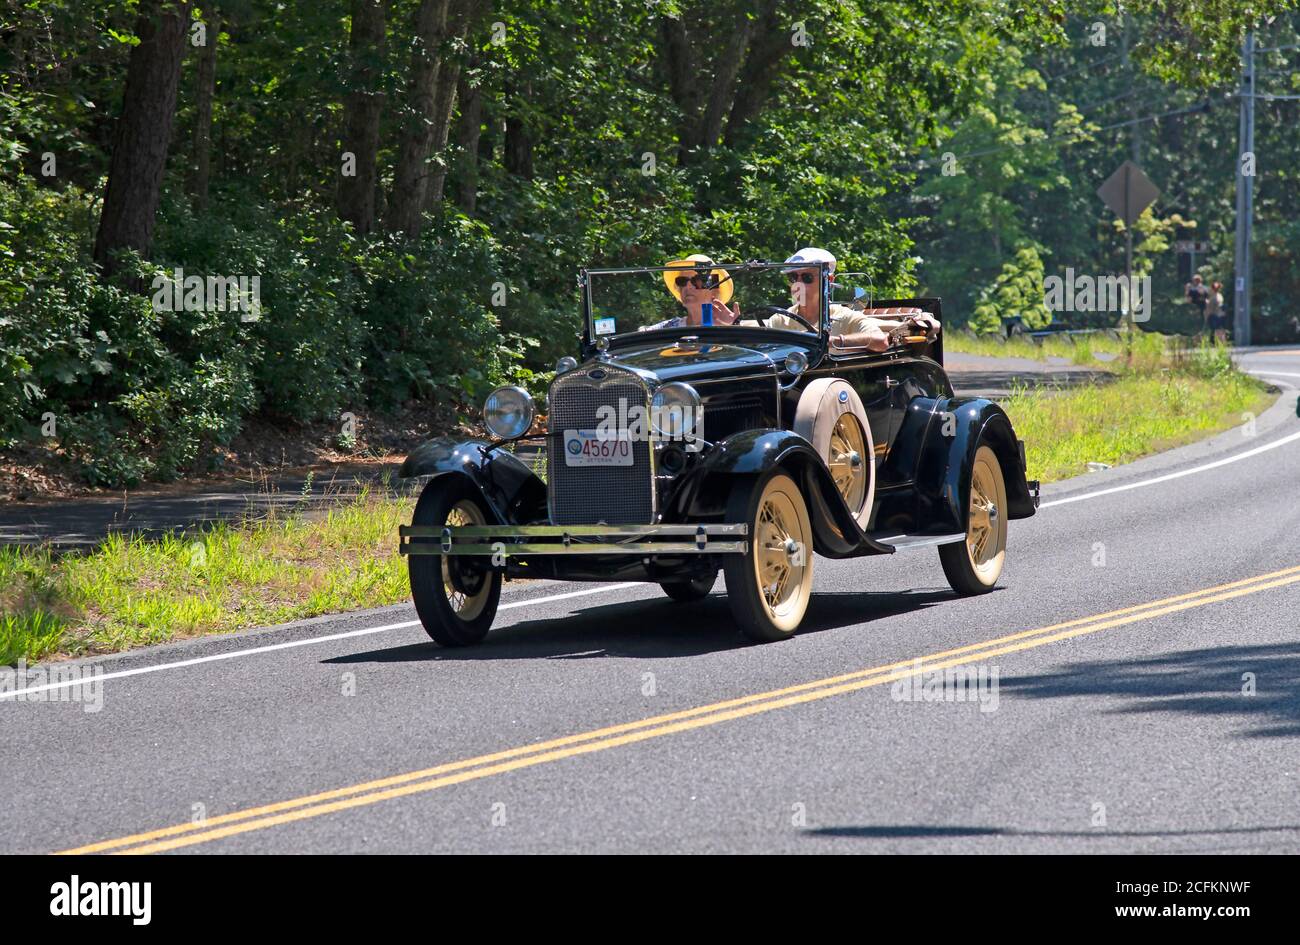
[1097,160,1160,227]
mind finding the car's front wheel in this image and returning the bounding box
[408,477,502,646]
[938,444,1008,595]
[723,471,815,642]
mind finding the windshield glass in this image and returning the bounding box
[585,263,827,339]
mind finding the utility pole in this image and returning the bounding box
[1232,31,1255,346]
[1124,14,1141,163]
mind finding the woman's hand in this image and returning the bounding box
[712,298,742,325]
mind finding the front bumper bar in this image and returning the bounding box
[399,523,749,556]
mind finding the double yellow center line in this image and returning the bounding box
[58,563,1300,855]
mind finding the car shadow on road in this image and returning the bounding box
[323,586,956,664]
[993,642,1300,739]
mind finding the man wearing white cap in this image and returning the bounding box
[764,247,940,352]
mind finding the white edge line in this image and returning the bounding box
[0,583,642,701]
[8,416,1300,699]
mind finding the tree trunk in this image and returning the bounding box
[188,9,220,210]
[425,1,485,213]
[93,0,191,276]
[503,81,533,179]
[722,0,790,148]
[387,0,453,237]
[658,15,700,161]
[695,18,753,152]
[424,60,460,208]
[339,0,387,234]
[452,65,482,213]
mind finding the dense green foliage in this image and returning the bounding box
[1,1,1295,485]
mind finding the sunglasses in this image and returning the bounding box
[674,274,716,289]
[786,272,817,285]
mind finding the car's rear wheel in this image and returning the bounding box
[408,477,502,646]
[723,471,814,642]
[938,445,1008,595]
[660,572,717,602]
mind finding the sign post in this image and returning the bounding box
[1097,160,1160,343]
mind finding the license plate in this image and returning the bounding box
[562,429,634,467]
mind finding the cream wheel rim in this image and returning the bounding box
[441,500,491,620]
[827,412,868,513]
[752,480,812,623]
[967,451,1006,583]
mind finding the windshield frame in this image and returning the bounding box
[578,261,831,355]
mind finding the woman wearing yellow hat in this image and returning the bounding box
[641,254,742,330]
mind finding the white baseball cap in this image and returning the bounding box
[784,247,836,274]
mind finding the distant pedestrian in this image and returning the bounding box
[1205,280,1227,344]
[1186,273,1209,328]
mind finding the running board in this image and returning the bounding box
[869,532,965,553]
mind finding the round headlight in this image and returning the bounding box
[555,356,577,375]
[650,382,702,439]
[784,351,808,375]
[483,386,535,440]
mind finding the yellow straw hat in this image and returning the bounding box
[662,254,734,305]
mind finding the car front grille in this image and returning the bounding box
[547,365,655,524]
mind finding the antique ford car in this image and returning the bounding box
[398,260,1039,645]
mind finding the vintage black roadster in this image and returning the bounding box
[398,260,1039,645]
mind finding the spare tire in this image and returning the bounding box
[793,377,875,529]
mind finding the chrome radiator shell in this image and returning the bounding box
[547,365,656,525]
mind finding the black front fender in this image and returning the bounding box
[399,437,546,525]
[914,398,1037,535]
[668,429,893,558]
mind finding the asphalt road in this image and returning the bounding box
[3,348,1299,854]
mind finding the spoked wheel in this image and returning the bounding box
[408,477,502,646]
[793,378,874,527]
[660,571,718,602]
[827,412,868,513]
[939,445,1008,595]
[723,471,814,642]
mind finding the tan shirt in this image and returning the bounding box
[744,304,864,333]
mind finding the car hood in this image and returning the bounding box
[593,339,789,386]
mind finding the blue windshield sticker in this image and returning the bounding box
[594,317,616,335]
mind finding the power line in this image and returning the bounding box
[1070,86,1144,113]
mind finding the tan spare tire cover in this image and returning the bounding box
[793,378,875,529]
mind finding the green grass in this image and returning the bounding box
[947,332,1274,481]
[1,486,415,665]
[1006,358,1273,484]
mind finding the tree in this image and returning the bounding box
[657,0,790,164]
[93,0,192,275]
[188,6,221,210]
[452,59,483,213]
[970,246,1053,334]
[338,0,388,234]
[387,0,483,237]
